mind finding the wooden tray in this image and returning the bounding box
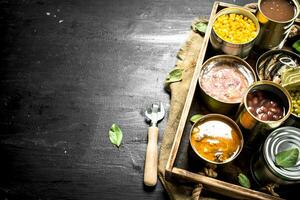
[165,1,298,200]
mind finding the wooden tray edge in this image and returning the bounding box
[172,167,284,200]
[165,0,219,173]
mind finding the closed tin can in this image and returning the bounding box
[235,81,291,144]
[255,0,300,49]
[210,7,260,59]
[251,127,300,185]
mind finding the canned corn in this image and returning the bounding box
[210,7,260,59]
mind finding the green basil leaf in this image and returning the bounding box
[238,173,251,188]
[292,39,300,53]
[275,148,299,168]
[109,123,123,147]
[165,68,183,83]
[190,114,203,123]
[194,22,207,34]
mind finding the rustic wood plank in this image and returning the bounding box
[165,1,220,173]
[172,167,284,200]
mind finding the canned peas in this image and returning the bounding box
[290,90,300,116]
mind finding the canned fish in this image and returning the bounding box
[198,55,256,115]
[251,127,300,185]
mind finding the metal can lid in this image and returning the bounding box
[263,126,300,181]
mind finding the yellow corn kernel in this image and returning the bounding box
[213,13,257,44]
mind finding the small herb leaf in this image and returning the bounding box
[292,39,300,53]
[275,148,299,168]
[194,22,207,34]
[165,68,183,83]
[109,123,123,147]
[238,173,251,188]
[190,114,204,123]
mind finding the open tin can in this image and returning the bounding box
[256,49,300,83]
[198,55,256,115]
[251,126,300,185]
[236,81,291,144]
[255,0,300,49]
[189,114,244,165]
[210,7,260,59]
[255,49,300,128]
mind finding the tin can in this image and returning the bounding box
[251,127,300,185]
[210,7,260,59]
[198,55,256,115]
[189,114,244,165]
[255,49,300,83]
[255,0,300,50]
[235,81,291,144]
[255,49,300,128]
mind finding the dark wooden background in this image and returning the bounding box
[0,0,255,199]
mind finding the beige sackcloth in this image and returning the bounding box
[158,17,214,200]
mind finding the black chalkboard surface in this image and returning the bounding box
[0,0,262,199]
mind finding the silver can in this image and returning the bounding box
[255,0,300,49]
[210,7,260,59]
[235,81,292,144]
[198,55,256,115]
[255,49,300,128]
[251,127,300,185]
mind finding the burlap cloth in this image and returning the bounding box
[157,6,300,200]
[158,17,213,200]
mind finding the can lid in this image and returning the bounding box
[263,126,300,181]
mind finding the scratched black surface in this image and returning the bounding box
[0,0,264,199]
